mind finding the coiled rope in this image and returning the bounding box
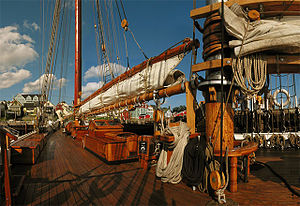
[227,5,267,97]
[156,122,190,184]
[182,135,206,187]
[198,143,220,192]
[232,53,267,96]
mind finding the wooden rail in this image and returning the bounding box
[214,142,258,192]
[0,128,12,205]
[190,0,300,19]
[192,55,300,74]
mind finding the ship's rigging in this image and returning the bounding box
[1,1,300,205]
[36,0,143,122]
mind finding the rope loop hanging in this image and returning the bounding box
[232,53,267,97]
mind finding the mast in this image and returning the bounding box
[74,0,82,106]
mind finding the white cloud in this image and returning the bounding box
[65,1,75,10]
[82,81,104,99]
[84,66,101,81]
[0,26,38,73]
[0,69,31,89]
[0,25,38,89]
[84,63,127,81]
[22,34,34,43]
[23,20,40,31]
[23,74,67,93]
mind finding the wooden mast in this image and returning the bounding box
[74,0,82,106]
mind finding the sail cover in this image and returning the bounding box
[79,54,186,114]
[223,3,300,57]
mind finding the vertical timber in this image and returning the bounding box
[74,0,82,106]
[0,130,12,205]
[186,82,196,134]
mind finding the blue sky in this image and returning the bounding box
[0,0,299,108]
[0,0,207,108]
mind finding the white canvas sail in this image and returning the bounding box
[79,53,186,114]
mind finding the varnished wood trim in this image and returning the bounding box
[190,0,300,19]
[185,82,196,134]
[192,55,300,74]
[82,83,185,117]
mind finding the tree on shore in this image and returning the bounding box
[172,105,186,113]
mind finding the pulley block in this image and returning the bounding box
[121,19,129,31]
[210,170,225,191]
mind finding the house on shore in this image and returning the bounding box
[7,99,23,119]
[14,94,42,115]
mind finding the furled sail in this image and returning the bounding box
[223,3,300,57]
[78,39,198,115]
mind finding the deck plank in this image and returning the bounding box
[12,129,300,205]
[55,138,78,206]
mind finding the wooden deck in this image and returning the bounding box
[12,129,299,205]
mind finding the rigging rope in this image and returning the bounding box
[103,0,113,62]
[108,0,121,65]
[232,53,267,97]
[182,134,206,187]
[210,18,266,147]
[215,147,229,204]
[41,0,61,105]
[123,30,130,69]
[198,142,220,192]
[92,1,104,83]
[96,0,115,81]
[128,28,148,60]
[39,0,43,93]
[49,0,66,102]
[119,0,127,20]
[62,3,72,102]
[40,0,51,91]
[115,0,130,69]
[228,10,267,97]
[116,0,148,64]
[114,0,122,22]
[59,0,69,103]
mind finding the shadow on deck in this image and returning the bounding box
[12,130,299,205]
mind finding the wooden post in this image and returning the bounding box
[185,82,196,134]
[74,0,82,106]
[0,130,12,205]
[230,156,238,193]
[205,102,234,151]
[25,122,27,134]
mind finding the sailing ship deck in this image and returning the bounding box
[12,129,299,205]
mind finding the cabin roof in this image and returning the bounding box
[16,93,42,99]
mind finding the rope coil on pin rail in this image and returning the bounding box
[288,133,296,147]
[226,5,267,98]
[276,134,286,150]
[232,53,267,97]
